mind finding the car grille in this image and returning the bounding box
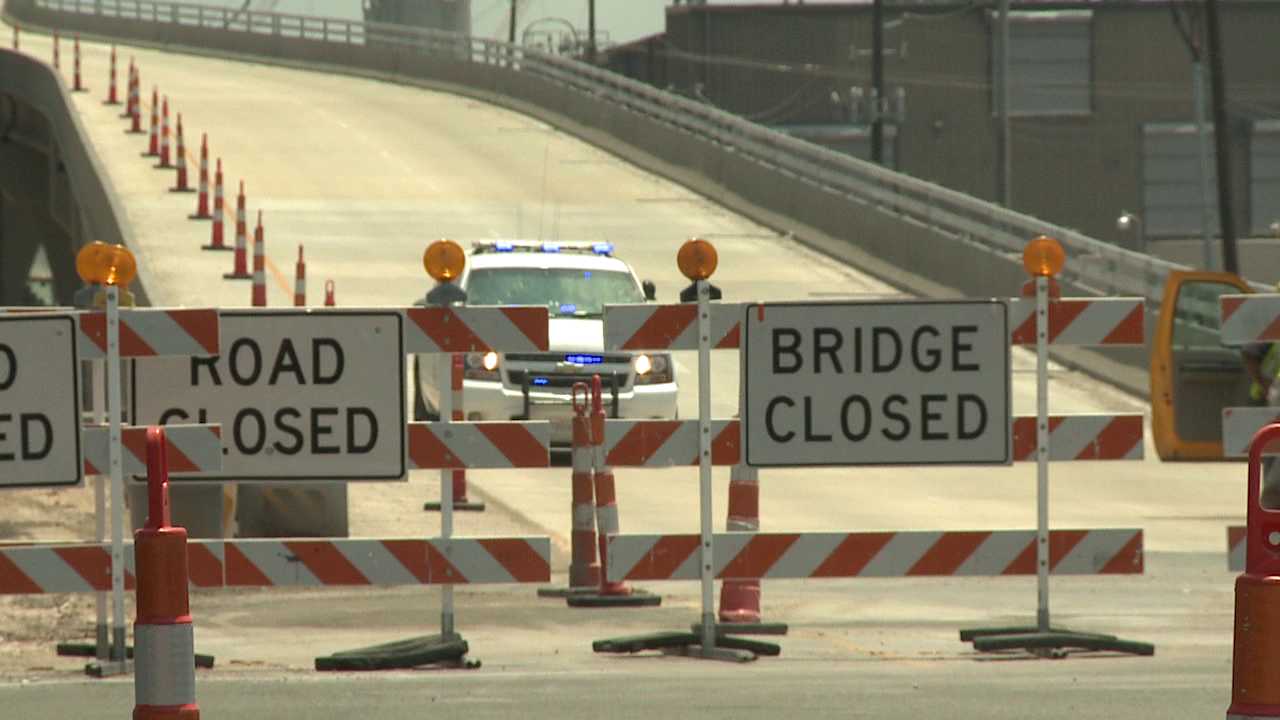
[506,370,628,389]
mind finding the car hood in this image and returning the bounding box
[547,317,604,351]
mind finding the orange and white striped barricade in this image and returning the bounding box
[1220,407,1280,571]
[1227,423,1280,719]
[133,427,200,720]
[567,376,662,608]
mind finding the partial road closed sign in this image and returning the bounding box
[742,301,1010,467]
[0,315,81,488]
[132,311,405,481]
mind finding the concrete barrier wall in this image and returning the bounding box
[0,44,145,303]
[3,0,1152,396]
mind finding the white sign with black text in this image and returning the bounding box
[742,301,1010,467]
[132,310,405,481]
[0,315,81,488]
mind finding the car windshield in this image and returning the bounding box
[464,267,643,316]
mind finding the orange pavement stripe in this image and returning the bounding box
[478,539,549,583]
[718,534,798,579]
[906,532,990,576]
[627,535,699,581]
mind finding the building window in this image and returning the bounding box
[1251,121,1280,236]
[992,10,1092,117]
[1142,123,1218,239]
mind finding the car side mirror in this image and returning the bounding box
[642,280,657,301]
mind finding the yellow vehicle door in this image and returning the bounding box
[1151,271,1255,460]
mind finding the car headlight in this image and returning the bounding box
[464,351,501,381]
[634,353,673,385]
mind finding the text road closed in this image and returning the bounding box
[743,301,1010,467]
[0,315,80,488]
[132,311,405,480]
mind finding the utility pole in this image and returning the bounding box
[870,0,885,164]
[588,0,596,62]
[1205,0,1238,274]
[997,0,1011,207]
[508,0,516,45]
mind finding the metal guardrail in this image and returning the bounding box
[33,0,1263,307]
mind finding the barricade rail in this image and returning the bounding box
[23,0,1266,307]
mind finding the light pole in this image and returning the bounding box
[1117,211,1146,255]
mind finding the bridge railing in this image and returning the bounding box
[34,0,1262,305]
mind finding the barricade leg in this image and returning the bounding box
[568,376,659,609]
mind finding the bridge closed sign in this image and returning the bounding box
[742,301,1010,467]
[132,310,405,481]
[0,315,81,488]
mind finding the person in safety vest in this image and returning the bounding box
[1242,283,1280,507]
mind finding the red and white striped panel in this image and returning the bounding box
[1220,294,1280,345]
[82,424,223,476]
[407,421,550,469]
[77,308,220,358]
[224,538,549,587]
[1011,414,1144,461]
[0,537,549,594]
[606,529,1144,582]
[603,419,740,467]
[1228,525,1246,572]
[0,541,226,594]
[1007,297,1144,346]
[603,303,742,351]
[403,307,548,353]
[1221,407,1280,458]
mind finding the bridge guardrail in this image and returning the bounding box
[22,0,1271,309]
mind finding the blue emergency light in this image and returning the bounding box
[532,377,550,386]
[494,241,515,252]
[541,242,560,253]
[592,242,614,255]
[565,353,604,365]
[559,303,578,314]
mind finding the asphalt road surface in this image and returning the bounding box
[0,22,1246,719]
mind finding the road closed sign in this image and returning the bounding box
[132,310,405,481]
[0,315,81,488]
[742,301,1010,467]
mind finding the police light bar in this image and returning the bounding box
[471,240,615,256]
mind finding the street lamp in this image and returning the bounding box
[1117,210,1146,255]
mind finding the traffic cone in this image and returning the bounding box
[324,280,335,306]
[567,375,660,608]
[718,462,762,623]
[424,355,486,512]
[72,34,85,92]
[126,68,143,133]
[143,87,159,155]
[52,30,59,70]
[293,245,306,306]
[133,427,200,720]
[171,114,192,192]
[190,135,210,216]
[568,390,600,590]
[223,181,251,277]
[1227,427,1280,719]
[251,212,267,307]
[121,60,135,119]
[157,96,172,168]
[104,45,118,104]
[203,160,230,250]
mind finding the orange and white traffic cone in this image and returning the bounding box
[204,160,230,250]
[126,67,143,132]
[157,96,172,168]
[251,212,267,307]
[293,245,306,306]
[1227,425,1280,719]
[223,181,251,277]
[191,134,210,217]
[143,87,159,155]
[569,385,600,590]
[72,34,85,92]
[104,45,119,104]
[133,427,200,720]
[567,375,660,608]
[52,30,59,70]
[425,355,486,512]
[324,280,335,306]
[171,114,192,192]
[714,463,787,634]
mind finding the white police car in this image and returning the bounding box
[414,240,678,444]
